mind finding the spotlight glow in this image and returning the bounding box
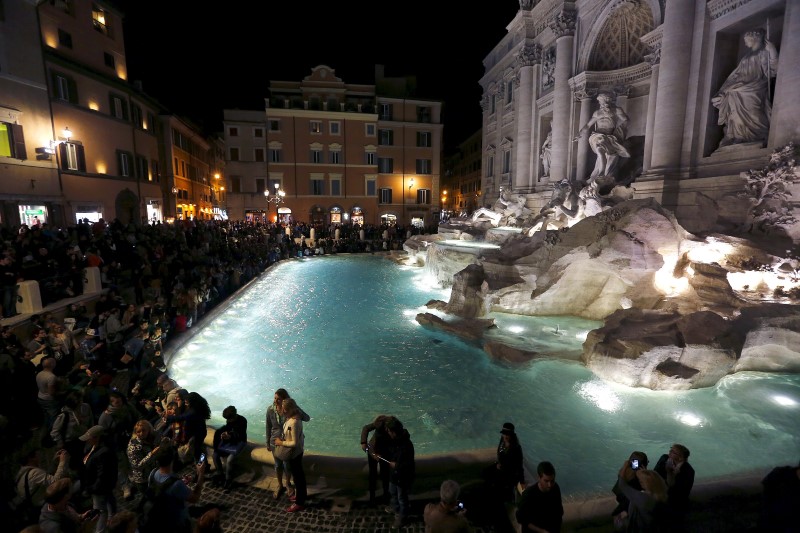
[772,395,797,407]
[508,326,525,334]
[577,381,621,412]
[675,412,703,427]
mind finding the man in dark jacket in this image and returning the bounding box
[79,425,118,532]
[654,443,695,531]
[212,405,248,489]
[385,417,415,528]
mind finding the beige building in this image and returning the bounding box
[160,114,214,222]
[442,129,483,217]
[224,65,443,227]
[481,0,799,232]
[37,0,166,225]
[0,0,62,227]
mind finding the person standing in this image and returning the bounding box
[360,414,395,505]
[79,425,118,533]
[384,417,415,528]
[516,461,563,533]
[36,356,61,435]
[126,419,160,502]
[615,462,669,532]
[211,405,248,490]
[423,479,472,533]
[274,398,307,513]
[265,388,309,500]
[653,443,694,531]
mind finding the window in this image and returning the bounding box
[506,82,513,104]
[379,103,393,120]
[311,149,323,163]
[416,159,432,174]
[378,129,393,146]
[117,150,132,177]
[329,122,340,135]
[228,126,238,137]
[269,148,282,162]
[503,151,511,173]
[417,189,431,204]
[330,178,341,196]
[365,151,376,165]
[310,121,322,134]
[103,52,115,69]
[109,94,129,120]
[52,72,77,103]
[151,160,159,181]
[366,178,377,196]
[379,188,393,204]
[58,29,73,48]
[378,157,393,173]
[254,127,264,138]
[229,147,239,161]
[146,112,155,131]
[366,124,376,136]
[254,148,265,162]
[330,150,341,164]
[135,155,147,179]
[131,104,143,129]
[0,122,26,160]
[231,176,241,193]
[269,120,280,132]
[417,106,431,123]
[256,178,265,193]
[490,94,496,114]
[487,156,494,177]
[59,142,85,171]
[173,157,179,175]
[416,131,431,147]
[92,4,109,35]
[311,178,325,195]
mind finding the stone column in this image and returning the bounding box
[515,44,540,190]
[769,1,800,148]
[574,88,595,182]
[548,9,577,183]
[648,0,696,171]
[643,42,661,171]
[614,86,630,113]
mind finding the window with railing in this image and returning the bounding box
[92,4,109,35]
[378,129,393,146]
[379,188,393,204]
[416,189,430,204]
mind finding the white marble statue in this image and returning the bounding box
[472,189,530,226]
[711,28,779,148]
[540,130,553,177]
[574,93,630,181]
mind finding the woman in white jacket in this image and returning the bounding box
[274,398,307,513]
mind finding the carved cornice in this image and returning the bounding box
[614,85,631,98]
[569,62,652,93]
[640,26,663,66]
[516,44,542,67]
[480,95,490,111]
[707,0,755,20]
[548,9,577,38]
[519,0,534,10]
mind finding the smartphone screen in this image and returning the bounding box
[198,453,206,464]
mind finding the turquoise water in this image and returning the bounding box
[168,254,800,499]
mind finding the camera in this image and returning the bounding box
[630,459,640,470]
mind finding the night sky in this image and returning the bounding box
[111,0,520,152]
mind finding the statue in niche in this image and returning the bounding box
[541,48,556,90]
[574,92,630,181]
[472,188,531,227]
[540,130,553,178]
[711,28,779,149]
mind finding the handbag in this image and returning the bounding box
[273,444,294,462]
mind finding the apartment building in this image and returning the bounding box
[35,0,167,225]
[0,0,62,227]
[441,129,482,218]
[223,65,442,227]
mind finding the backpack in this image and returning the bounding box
[137,470,187,533]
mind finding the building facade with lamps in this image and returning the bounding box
[159,114,213,222]
[223,65,443,227]
[37,0,164,225]
[441,128,483,218]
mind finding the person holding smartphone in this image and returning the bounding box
[360,414,396,505]
[423,479,473,532]
[611,451,649,530]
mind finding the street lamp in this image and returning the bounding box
[171,186,179,220]
[264,182,286,223]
